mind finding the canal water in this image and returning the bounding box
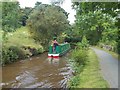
[1,52,72,88]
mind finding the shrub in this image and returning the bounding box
[2,46,31,65]
[71,48,88,66]
[9,46,27,59]
[75,36,89,50]
[2,47,18,65]
[37,48,44,54]
[68,40,89,88]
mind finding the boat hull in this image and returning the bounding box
[48,54,59,58]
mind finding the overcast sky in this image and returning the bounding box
[18,0,76,24]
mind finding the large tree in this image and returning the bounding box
[72,2,120,18]
[27,4,69,50]
[72,2,119,43]
[72,2,120,30]
[74,10,117,45]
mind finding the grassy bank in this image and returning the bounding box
[68,48,109,88]
[2,27,44,65]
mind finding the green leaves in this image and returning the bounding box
[2,2,21,32]
[27,4,69,50]
[72,2,119,53]
[73,8,118,45]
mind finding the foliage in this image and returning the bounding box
[71,48,88,66]
[74,10,118,45]
[2,46,18,65]
[72,2,119,54]
[1,27,44,65]
[76,36,89,49]
[2,2,21,32]
[70,42,88,73]
[72,2,119,18]
[77,49,109,88]
[68,49,109,88]
[27,4,69,50]
[2,45,43,66]
[68,46,88,88]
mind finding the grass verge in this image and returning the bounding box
[68,49,109,88]
[77,49,109,88]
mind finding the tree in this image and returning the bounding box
[72,2,120,28]
[73,10,118,45]
[2,2,21,32]
[2,1,22,42]
[72,2,119,53]
[27,4,69,50]
[72,2,120,17]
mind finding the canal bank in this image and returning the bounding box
[67,48,109,88]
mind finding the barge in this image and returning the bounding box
[48,43,70,58]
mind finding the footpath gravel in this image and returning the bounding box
[92,47,119,88]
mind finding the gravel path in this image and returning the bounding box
[92,47,119,88]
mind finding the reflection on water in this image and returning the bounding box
[1,52,72,88]
[47,57,60,66]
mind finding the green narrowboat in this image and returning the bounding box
[48,43,71,58]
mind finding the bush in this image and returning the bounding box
[1,45,44,66]
[68,40,89,88]
[23,46,44,56]
[37,48,44,54]
[2,46,31,65]
[74,36,89,50]
[71,48,88,66]
[70,37,89,72]
[2,47,18,65]
[9,46,28,59]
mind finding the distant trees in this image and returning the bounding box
[20,7,33,26]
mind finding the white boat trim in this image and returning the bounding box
[48,54,59,56]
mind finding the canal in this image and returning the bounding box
[1,52,72,88]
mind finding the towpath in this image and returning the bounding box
[92,47,119,88]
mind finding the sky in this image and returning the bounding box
[18,0,76,24]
